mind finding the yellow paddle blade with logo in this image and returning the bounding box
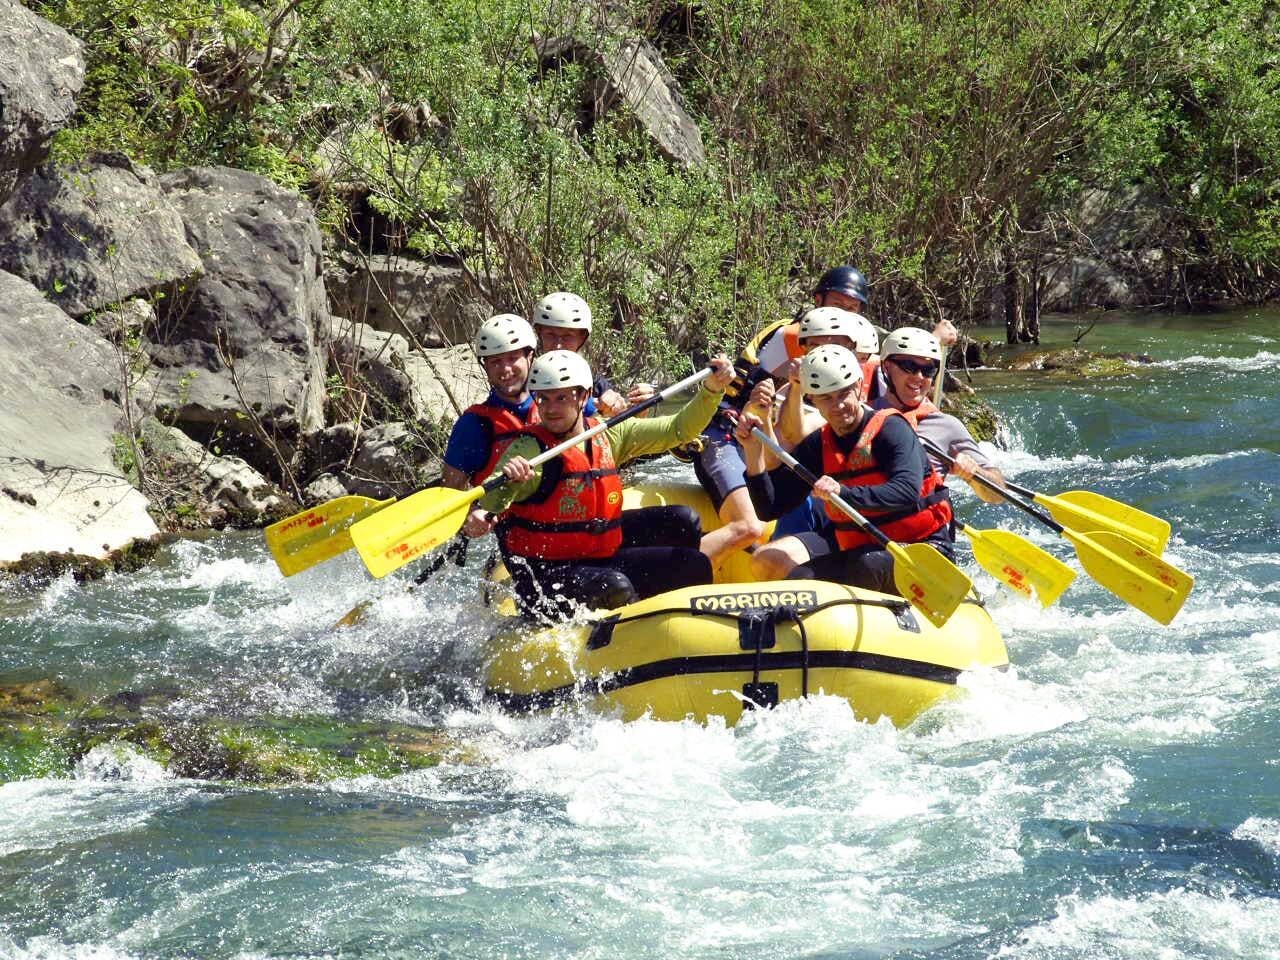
[886,541,974,629]
[1064,528,1193,625]
[962,524,1076,608]
[350,486,484,579]
[1034,489,1171,556]
[264,496,395,577]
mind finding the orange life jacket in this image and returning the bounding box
[497,419,624,561]
[858,357,880,402]
[820,408,952,550]
[466,400,541,484]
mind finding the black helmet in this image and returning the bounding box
[813,265,870,305]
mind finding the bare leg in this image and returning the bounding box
[750,534,813,581]
[699,486,766,571]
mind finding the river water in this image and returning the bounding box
[2,311,1279,959]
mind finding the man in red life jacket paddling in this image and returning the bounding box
[735,344,955,595]
[441,314,542,539]
[479,350,736,621]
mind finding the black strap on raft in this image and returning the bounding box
[737,607,810,703]
[414,533,469,585]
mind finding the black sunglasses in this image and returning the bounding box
[890,357,940,378]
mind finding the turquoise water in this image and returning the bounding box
[3,310,1280,959]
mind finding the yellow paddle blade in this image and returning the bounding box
[963,525,1076,608]
[887,541,973,629]
[1035,489,1171,556]
[1064,528,1193,625]
[263,496,395,577]
[349,486,484,578]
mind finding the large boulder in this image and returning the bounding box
[325,253,487,348]
[0,0,84,206]
[535,34,706,169]
[0,271,157,563]
[145,166,330,476]
[1036,187,1175,312]
[143,422,295,528]
[324,316,488,423]
[0,156,204,316]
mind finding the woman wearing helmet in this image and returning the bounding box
[477,350,736,621]
[442,314,542,536]
[873,327,1005,503]
[530,291,630,416]
[734,345,955,595]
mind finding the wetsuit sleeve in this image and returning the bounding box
[746,430,823,521]
[477,435,544,514]
[442,412,490,475]
[608,382,724,463]
[837,415,927,513]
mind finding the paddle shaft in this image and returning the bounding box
[478,366,714,498]
[750,428,892,549]
[918,436,1065,534]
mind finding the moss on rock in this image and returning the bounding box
[0,677,475,785]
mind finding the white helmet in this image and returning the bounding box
[880,326,942,362]
[847,314,879,356]
[532,291,593,333]
[798,306,856,341]
[473,313,536,357]
[798,307,879,356]
[799,344,864,396]
[527,349,594,392]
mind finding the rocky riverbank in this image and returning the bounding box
[0,2,1170,579]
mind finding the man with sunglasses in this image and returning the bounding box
[479,350,736,621]
[874,327,1006,503]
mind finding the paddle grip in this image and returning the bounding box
[750,427,891,549]
[601,366,713,429]
[918,437,1064,534]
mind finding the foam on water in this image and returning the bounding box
[995,888,1280,959]
[1147,349,1280,372]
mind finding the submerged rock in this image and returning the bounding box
[989,347,1153,378]
[0,678,478,784]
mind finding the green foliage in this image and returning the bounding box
[36,0,1280,361]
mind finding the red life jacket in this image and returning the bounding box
[497,419,624,561]
[820,408,952,550]
[858,357,880,403]
[466,400,540,484]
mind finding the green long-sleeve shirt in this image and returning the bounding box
[479,382,723,514]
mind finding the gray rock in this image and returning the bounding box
[146,166,329,475]
[0,270,157,561]
[303,473,347,504]
[0,158,204,316]
[0,0,84,205]
[323,316,488,423]
[158,423,293,525]
[535,34,705,169]
[325,253,487,348]
[1034,187,1175,312]
[339,422,436,500]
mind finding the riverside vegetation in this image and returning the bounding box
[5,0,1279,557]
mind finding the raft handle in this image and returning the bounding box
[586,614,621,650]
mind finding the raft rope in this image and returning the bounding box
[585,594,928,704]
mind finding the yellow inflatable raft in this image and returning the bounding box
[482,481,1008,727]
